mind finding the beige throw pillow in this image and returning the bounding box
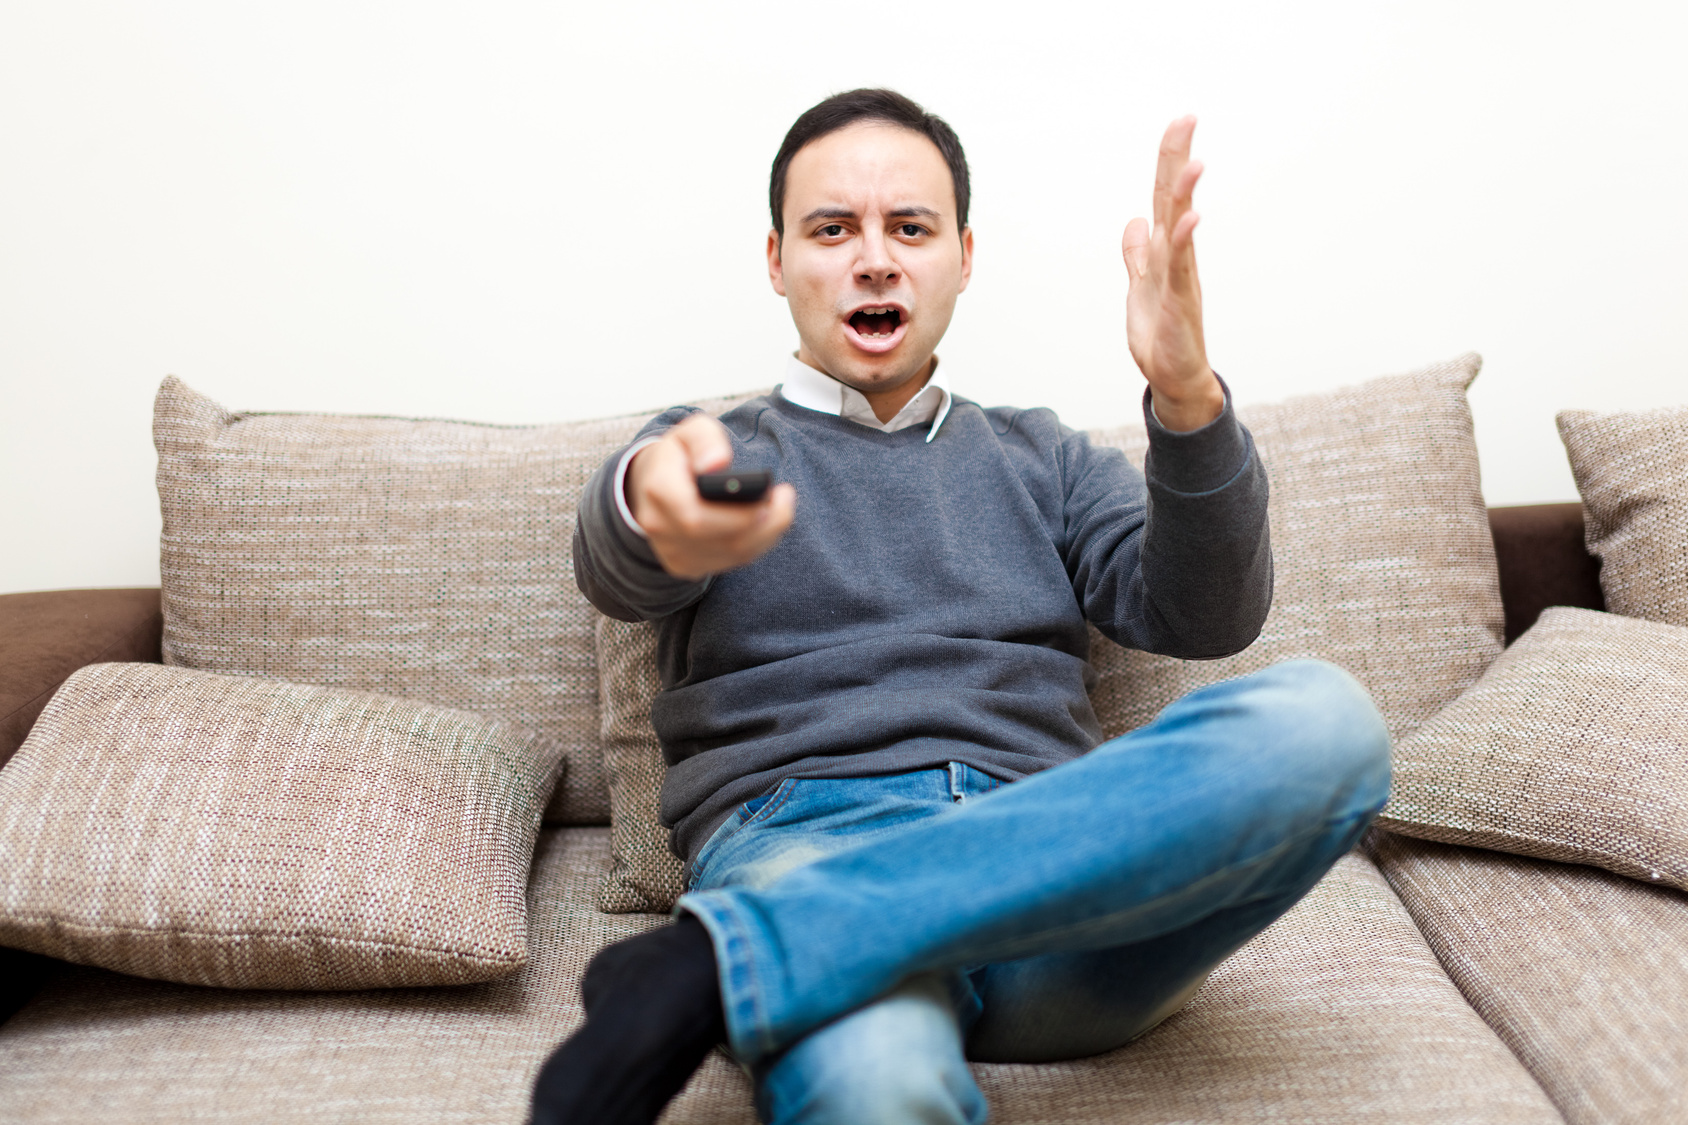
[0,662,558,989]
[1378,606,1688,889]
[596,355,1505,913]
[153,377,759,826]
[1558,403,1688,628]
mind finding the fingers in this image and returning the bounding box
[1121,217,1150,281]
[630,419,797,580]
[1170,209,1201,250]
[1167,159,1202,231]
[1168,210,1201,289]
[732,483,797,560]
[650,481,796,581]
[1163,154,1203,291]
[1151,115,1197,234]
[668,414,734,475]
[1129,155,1201,287]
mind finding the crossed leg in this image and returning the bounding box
[532,660,1390,1125]
[751,843,1356,1124]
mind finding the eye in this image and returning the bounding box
[818,224,846,238]
[899,223,927,237]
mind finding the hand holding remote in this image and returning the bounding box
[624,414,796,581]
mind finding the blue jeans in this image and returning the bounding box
[679,659,1391,1125]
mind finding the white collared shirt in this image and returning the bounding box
[776,354,953,441]
[615,355,954,537]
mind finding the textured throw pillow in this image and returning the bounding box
[596,617,672,913]
[1377,606,1688,889]
[596,354,1505,913]
[153,376,759,826]
[1558,404,1688,628]
[0,662,558,989]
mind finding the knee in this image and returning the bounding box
[757,979,985,1125]
[778,1069,979,1125]
[1246,659,1392,812]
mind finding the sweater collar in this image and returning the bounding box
[777,354,954,443]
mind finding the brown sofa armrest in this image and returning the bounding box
[0,588,162,1025]
[1488,504,1604,645]
[0,588,162,771]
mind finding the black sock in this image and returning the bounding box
[531,912,727,1125]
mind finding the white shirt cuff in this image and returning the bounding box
[613,437,663,539]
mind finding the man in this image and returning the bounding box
[536,89,1390,1125]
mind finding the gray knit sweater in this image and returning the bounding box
[573,385,1272,866]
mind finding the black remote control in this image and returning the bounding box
[697,469,773,503]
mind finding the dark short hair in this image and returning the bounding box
[769,88,970,241]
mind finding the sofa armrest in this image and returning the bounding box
[1,588,162,771]
[0,588,162,1025]
[1488,504,1604,645]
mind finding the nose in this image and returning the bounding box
[855,223,899,287]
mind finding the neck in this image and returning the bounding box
[799,351,936,423]
[861,358,935,422]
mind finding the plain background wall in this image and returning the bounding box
[3,1,1685,594]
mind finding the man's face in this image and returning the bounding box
[769,122,973,395]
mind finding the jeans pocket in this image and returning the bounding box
[688,777,800,889]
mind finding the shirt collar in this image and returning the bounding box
[777,354,954,443]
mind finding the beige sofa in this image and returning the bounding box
[0,365,1683,1124]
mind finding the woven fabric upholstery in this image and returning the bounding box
[153,377,760,825]
[595,617,674,912]
[1558,403,1688,628]
[1373,831,1688,1125]
[1084,353,1501,743]
[1378,606,1688,889]
[0,838,1558,1123]
[0,662,556,990]
[597,354,1505,914]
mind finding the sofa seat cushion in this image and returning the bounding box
[0,829,652,1125]
[0,838,1558,1123]
[1372,830,1688,1125]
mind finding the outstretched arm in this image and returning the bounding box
[1065,115,1272,657]
[1122,116,1225,433]
[574,411,797,622]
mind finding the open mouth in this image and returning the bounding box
[848,306,904,340]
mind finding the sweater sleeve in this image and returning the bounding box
[1062,378,1272,659]
[572,406,714,622]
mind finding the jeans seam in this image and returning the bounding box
[691,892,776,1061]
[746,777,800,829]
[689,778,803,888]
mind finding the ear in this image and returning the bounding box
[957,226,974,294]
[767,229,786,297]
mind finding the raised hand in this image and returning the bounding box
[1121,116,1225,432]
[626,414,798,580]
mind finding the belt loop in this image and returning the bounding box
[948,761,965,802]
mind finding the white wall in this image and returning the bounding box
[3,1,1685,594]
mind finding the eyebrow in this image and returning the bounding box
[799,205,944,225]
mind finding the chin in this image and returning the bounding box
[833,349,926,391]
